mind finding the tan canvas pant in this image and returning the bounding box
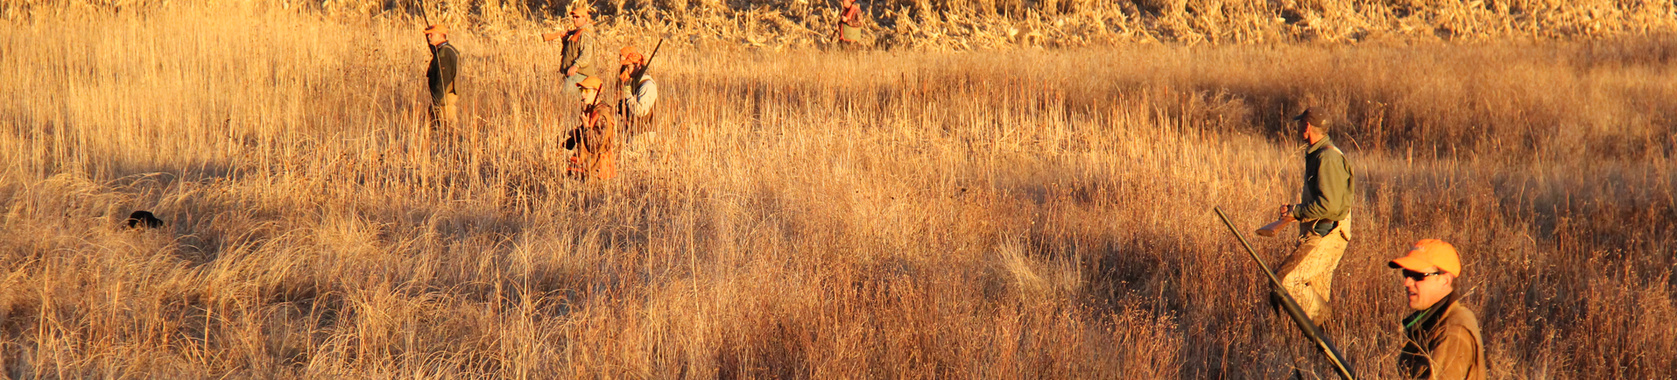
[1277,218,1350,324]
[1275,219,1350,380]
[840,24,862,42]
[431,93,459,128]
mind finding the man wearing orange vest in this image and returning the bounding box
[562,76,616,180]
[544,2,596,98]
[832,0,864,47]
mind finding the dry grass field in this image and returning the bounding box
[2,3,1676,379]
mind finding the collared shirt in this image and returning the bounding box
[1400,293,1486,380]
[1293,136,1354,224]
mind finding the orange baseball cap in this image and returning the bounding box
[577,76,604,90]
[424,24,448,35]
[619,46,645,66]
[1388,239,1462,275]
[568,1,593,17]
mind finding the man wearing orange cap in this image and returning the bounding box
[424,24,460,127]
[1390,239,1485,380]
[561,76,617,180]
[544,2,596,97]
[617,45,658,146]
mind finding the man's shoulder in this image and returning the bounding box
[1440,302,1482,335]
[1312,141,1345,157]
[1309,143,1350,166]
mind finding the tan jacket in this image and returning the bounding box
[1399,294,1485,380]
[564,102,617,180]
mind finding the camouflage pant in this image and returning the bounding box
[1277,218,1350,324]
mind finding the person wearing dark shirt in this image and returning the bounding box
[425,24,460,128]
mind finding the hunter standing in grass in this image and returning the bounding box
[425,24,460,128]
[617,45,658,148]
[1274,108,1355,323]
[544,2,595,98]
[1271,108,1355,378]
[832,0,864,47]
[1390,239,1485,380]
[562,76,616,180]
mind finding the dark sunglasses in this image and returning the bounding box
[1401,269,1443,281]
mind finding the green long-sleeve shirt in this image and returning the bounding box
[1292,136,1354,223]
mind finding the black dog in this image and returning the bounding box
[126,211,164,229]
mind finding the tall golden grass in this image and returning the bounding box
[7,0,1677,48]
[2,4,1675,378]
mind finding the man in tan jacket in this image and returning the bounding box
[1390,239,1485,380]
[562,76,616,180]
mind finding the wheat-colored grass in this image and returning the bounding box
[2,5,1675,378]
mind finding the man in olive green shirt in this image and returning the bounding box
[1274,108,1355,324]
[1273,108,1355,379]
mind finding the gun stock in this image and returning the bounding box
[1257,218,1295,237]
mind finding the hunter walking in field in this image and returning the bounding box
[562,76,617,180]
[832,0,864,47]
[1260,108,1355,379]
[617,45,658,148]
[1271,108,1355,323]
[425,24,460,128]
[1390,239,1485,380]
[544,2,595,98]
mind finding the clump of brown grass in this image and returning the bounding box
[2,4,1674,378]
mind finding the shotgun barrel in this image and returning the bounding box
[1214,207,1357,380]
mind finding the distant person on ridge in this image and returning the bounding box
[617,45,659,148]
[562,76,617,180]
[544,2,596,98]
[832,0,864,48]
[1390,239,1485,380]
[425,24,460,128]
